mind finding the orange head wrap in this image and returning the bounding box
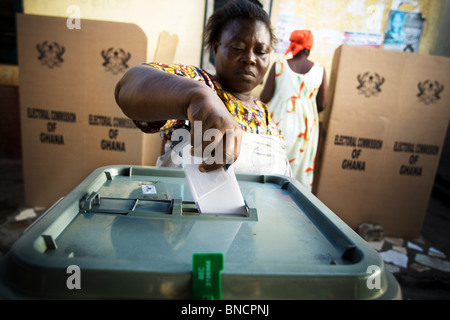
[285,30,314,56]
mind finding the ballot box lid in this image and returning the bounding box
[0,165,400,300]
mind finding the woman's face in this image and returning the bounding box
[213,18,272,97]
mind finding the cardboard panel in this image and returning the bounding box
[154,30,179,63]
[17,14,163,207]
[314,45,450,238]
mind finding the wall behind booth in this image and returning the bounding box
[23,0,449,107]
[255,0,448,97]
[23,0,206,65]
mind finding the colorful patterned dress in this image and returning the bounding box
[267,59,324,190]
[133,62,281,138]
[132,63,291,176]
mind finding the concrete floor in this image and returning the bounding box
[0,155,449,300]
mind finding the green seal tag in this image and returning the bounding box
[192,253,224,300]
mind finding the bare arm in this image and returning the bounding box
[316,68,327,113]
[114,64,242,172]
[115,64,209,121]
[259,63,276,103]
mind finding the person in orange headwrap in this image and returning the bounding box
[260,29,327,191]
[285,29,314,56]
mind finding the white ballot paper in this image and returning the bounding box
[182,144,247,215]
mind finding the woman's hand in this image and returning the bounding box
[115,64,243,172]
[187,87,243,172]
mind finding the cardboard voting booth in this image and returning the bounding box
[313,45,450,238]
[17,14,163,208]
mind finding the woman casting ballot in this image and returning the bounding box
[115,0,291,177]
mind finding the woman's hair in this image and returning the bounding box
[203,0,276,53]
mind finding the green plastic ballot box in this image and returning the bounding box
[0,165,401,299]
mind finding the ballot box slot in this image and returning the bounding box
[78,192,257,221]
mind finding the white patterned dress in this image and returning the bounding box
[267,59,324,191]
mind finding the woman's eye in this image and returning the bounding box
[231,46,244,51]
[255,46,269,55]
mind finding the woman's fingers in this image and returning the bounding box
[186,88,243,172]
[199,128,242,172]
[190,122,242,172]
